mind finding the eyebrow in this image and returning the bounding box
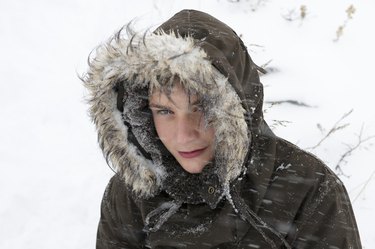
[149,103,170,109]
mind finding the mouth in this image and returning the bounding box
[178,147,207,158]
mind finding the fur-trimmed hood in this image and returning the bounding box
[88,11,363,248]
[83,10,266,204]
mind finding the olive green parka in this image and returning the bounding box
[84,9,362,249]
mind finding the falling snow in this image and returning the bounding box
[1,0,374,248]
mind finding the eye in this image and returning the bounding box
[156,109,174,115]
[191,105,203,113]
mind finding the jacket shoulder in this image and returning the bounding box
[274,137,339,184]
[96,174,146,249]
[269,137,361,248]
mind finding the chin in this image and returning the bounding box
[180,162,206,174]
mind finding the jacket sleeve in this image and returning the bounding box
[290,166,362,249]
[96,175,147,249]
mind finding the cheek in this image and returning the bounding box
[153,117,173,143]
[204,127,216,144]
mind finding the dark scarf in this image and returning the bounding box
[143,152,225,233]
[144,149,291,249]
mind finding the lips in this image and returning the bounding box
[178,147,207,158]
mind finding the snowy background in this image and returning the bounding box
[1,0,374,248]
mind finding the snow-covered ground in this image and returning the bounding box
[1,0,374,248]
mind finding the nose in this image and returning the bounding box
[175,114,200,145]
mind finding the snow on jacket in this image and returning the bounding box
[83,9,362,249]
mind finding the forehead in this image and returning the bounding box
[149,83,200,105]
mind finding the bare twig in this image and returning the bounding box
[316,123,325,134]
[227,0,267,12]
[265,99,314,108]
[255,63,268,75]
[352,170,375,204]
[263,101,276,114]
[282,5,308,23]
[261,59,273,69]
[335,125,375,176]
[269,120,292,130]
[306,109,353,150]
[247,43,265,54]
[282,9,298,22]
[333,5,356,42]
[258,60,280,75]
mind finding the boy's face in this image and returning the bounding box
[149,83,215,174]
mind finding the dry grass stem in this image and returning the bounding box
[265,99,314,108]
[335,125,375,177]
[306,109,353,150]
[351,170,375,204]
[334,4,356,42]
